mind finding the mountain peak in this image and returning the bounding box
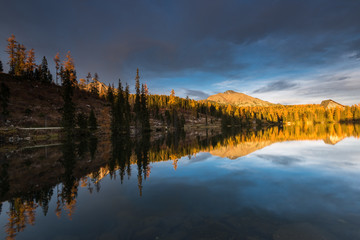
[224,90,236,94]
[207,90,274,107]
[320,99,344,109]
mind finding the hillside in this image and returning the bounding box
[207,90,274,107]
[0,73,110,128]
[0,73,221,134]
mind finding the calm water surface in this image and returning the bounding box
[1,125,360,239]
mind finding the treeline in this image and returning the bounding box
[106,69,150,136]
[223,104,360,126]
[1,34,360,130]
[5,34,53,83]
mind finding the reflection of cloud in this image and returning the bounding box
[250,139,360,172]
[253,80,297,93]
[256,154,302,166]
[185,152,213,164]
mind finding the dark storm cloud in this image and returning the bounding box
[183,89,209,100]
[253,80,297,93]
[1,0,360,91]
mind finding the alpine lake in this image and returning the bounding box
[1,124,360,240]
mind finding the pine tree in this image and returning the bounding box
[106,84,114,104]
[107,84,116,134]
[79,78,86,90]
[14,44,26,76]
[86,72,92,86]
[134,68,141,116]
[54,53,60,85]
[39,56,53,83]
[25,49,36,79]
[90,73,99,96]
[6,34,17,75]
[168,89,176,105]
[144,83,149,95]
[61,64,75,134]
[124,83,131,134]
[63,51,77,87]
[0,60,3,73]
[115,79,125,133]
[141,84,150,131]
[0,83,10,121]
[334,107,341,122]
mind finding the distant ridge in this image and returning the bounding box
[320,99,344,109]
[207,90,274,107]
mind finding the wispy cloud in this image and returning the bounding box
[253,80,297,93]
[252,66,360,105]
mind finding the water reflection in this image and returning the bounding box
[0,123,359,239]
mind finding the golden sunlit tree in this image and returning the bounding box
[144,83,149,95]
[63,51,77,87]
[25,48,36,78]
[79,78,86,90]
[6,34,17,75]
[168,89,176,105]
[14,43,26,76]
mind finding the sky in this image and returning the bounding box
[0,0,360,105]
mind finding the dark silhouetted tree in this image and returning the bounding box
[134,68,141,121]
[86,72,92,86]
[124,83,131,134]
[61,66,75,134]
[90,73,99,96]
[141,84,150,131]
[39,56,52,83]
[63,51,77,87]
[0,83,10,121]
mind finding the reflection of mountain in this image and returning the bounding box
[1,123,360,239]
[210,141,274,159]
[209,124,359,159]
[323,135,346,145]
[2,124,359,200]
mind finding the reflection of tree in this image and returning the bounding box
[135,133,150,196]
[1,123,360,239]
[1,134,101,239]
[77,138,88,158]
[86,123,360,197]
[89,136,98,161]
[5,198,38,240]
[61,136,77,206]
[0,161,10,199]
